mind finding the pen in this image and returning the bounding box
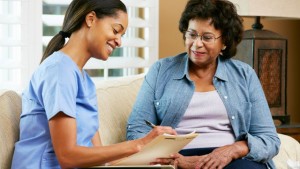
[144,119,156,128]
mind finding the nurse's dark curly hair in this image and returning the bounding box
[179,0,243,59]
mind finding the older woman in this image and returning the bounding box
[126,0,280,168]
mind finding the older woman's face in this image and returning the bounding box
[185,18,225,67]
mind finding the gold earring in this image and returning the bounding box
[222,46,226,50]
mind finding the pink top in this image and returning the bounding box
[175,91,235,149]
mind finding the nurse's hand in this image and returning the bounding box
[140,126,177,145]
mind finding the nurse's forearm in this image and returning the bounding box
[57,139,143,168]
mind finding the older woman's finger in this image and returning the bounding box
[170,153,183,158]
[158,158,174,164]
[171,159,179,169]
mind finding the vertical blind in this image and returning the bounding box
[0,0,158,91]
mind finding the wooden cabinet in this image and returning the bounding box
[235,26,289,124]
[276,124,300,142]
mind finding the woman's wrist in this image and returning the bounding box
[139,136,148,146]
[134,139,145,151]
[232,141,249,159]
[121,139,143,155]
[177,156,200,169]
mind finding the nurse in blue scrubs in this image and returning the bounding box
[11,0,176,168]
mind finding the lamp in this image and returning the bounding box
[229,0,300,125]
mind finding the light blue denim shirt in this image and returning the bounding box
[127,52,280,169]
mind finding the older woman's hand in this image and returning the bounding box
[150,153,194,168]
[168,141,249,169]
[171,153,201,169]
[152,151,230,169]
[195,141,249,169]
[195,145,235,169]
[149,155,178,166]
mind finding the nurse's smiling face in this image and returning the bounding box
[185,18,224,67]
[86,10,128,61]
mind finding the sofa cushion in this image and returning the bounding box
[0,90,21,169]
[95,74,144,146]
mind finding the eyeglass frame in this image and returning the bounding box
[184,30,222,44]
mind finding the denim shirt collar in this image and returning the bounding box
[215,57,229,82]
[174,53,228,82]
[172,53,190,81]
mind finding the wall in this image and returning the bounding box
[159,0,187,58]
[159,0,300,123]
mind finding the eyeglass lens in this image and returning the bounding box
[185,31,217,43]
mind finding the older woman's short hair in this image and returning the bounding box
[179,0,244,59]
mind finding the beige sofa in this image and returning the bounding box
[1,74,299,169]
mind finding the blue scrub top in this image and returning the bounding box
[12,51,99,169]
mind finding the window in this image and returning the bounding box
[0,0,158,91]
[0,0,42,92]
[42,0,159,83]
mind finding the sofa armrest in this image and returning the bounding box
[0,90,22,169]
[273,133,300,169]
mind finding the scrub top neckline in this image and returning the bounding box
[56,50,87,81]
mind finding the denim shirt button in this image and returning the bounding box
[231,116,235,120]
[156,102,159,106]
[224,96,228,99]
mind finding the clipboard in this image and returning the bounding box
[86,165,175,169]
[110,132,198,166]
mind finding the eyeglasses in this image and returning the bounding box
[184,30,221,44]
